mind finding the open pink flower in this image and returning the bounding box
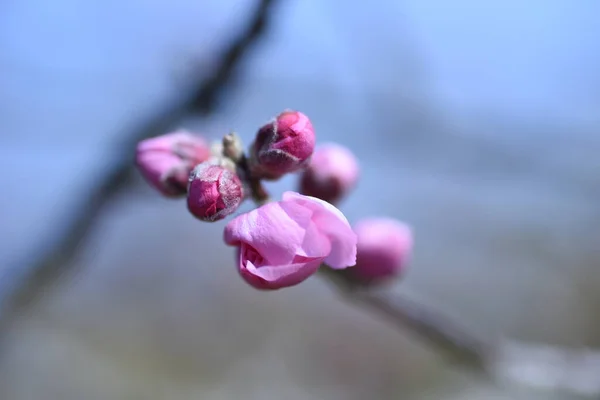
[224,192,357,290]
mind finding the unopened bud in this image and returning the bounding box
[346,218,413,286]
[187,161,244,222]
[135,131,210,197]
[299,143,359,204]
[222,132,244,162]
[249,110,315,180]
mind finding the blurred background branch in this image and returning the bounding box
[0,0,280,333]
[343,288,600,396]
[323,264,600,396]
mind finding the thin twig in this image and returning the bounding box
[0,0,281,332]
[237,154,270,205]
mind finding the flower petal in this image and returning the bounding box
[278,199,331,259]
[282,192,357,268]
[224,201,310,265]
[239,246,323,290]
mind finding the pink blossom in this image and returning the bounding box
[135,131,211,197]
[187,161,244,222]
[224,192,357,290]
[349,218,413,285]
[249,110,316,180]
[299,143,359,204]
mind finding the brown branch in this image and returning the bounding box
[0,0,281,331]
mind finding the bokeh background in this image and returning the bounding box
[1,0,599,399]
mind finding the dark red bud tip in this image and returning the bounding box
[187,162,244,222]
[250,110,316,180]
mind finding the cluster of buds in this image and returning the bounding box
[135,110,413,290]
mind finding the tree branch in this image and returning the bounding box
[348,289,490,369]
[338,287,600,396]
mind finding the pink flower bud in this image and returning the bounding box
[187,161,244,222]
[299,143,359,204]
[224,192,357,290]
[250,110,316,180]
[135,131,211,197]
[348,218,413,285]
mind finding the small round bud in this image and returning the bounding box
[187,161,244,222]
[347,218,413,286]
[299,143,359,204]
[135,131,211,197]
[249,110,316,180]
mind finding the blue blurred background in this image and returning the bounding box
[0,0,599,398]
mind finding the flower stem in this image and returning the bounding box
[238,154,270,205]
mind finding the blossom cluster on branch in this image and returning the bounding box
[135,110,413,290]
[134,110,600,396]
